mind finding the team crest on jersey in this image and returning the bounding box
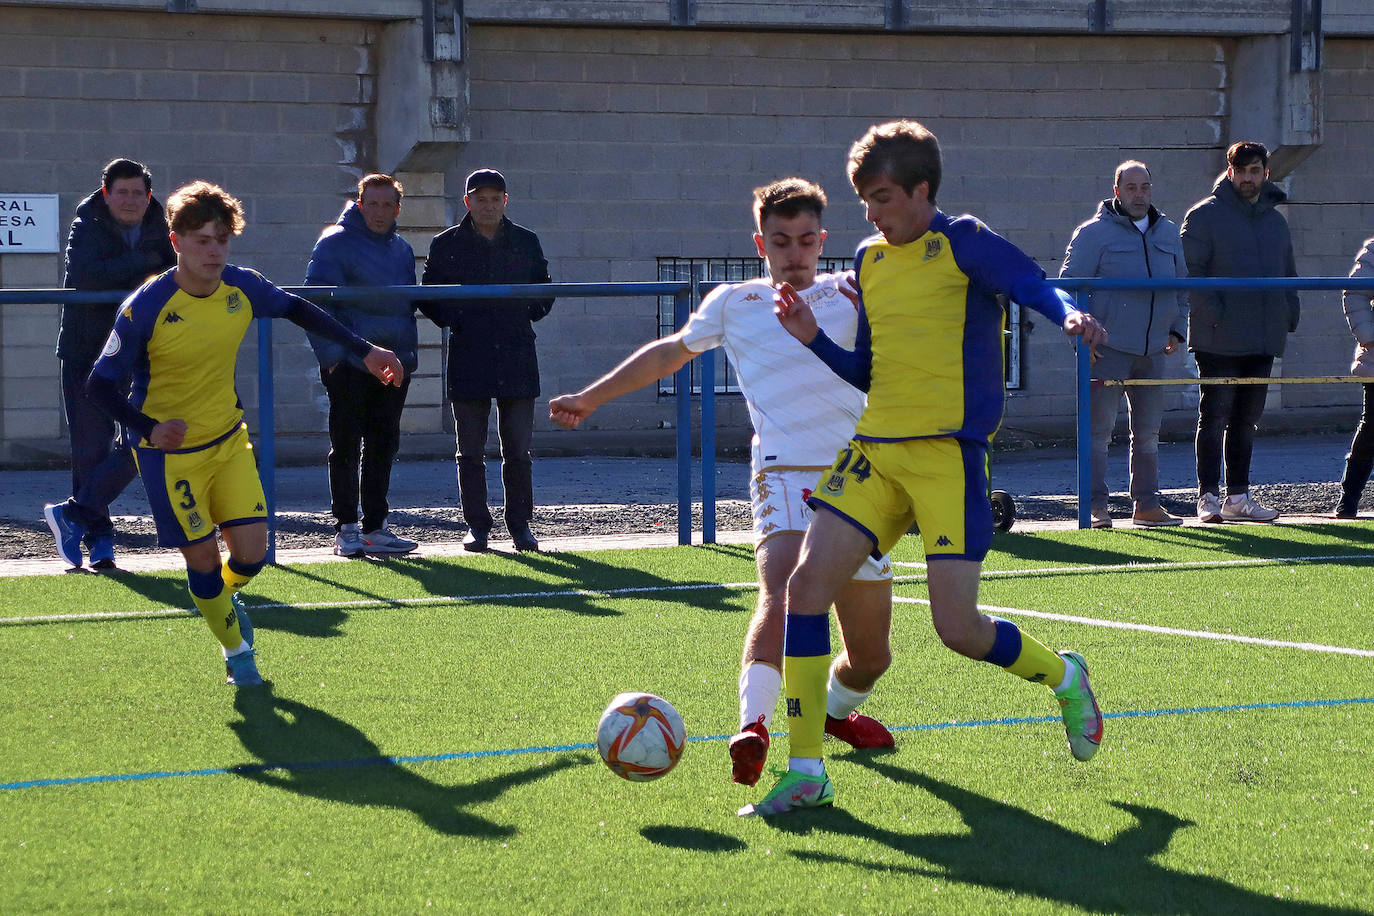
[822,473,846,496]
[924,238,943,261]
[101,331,121,358]
[186,510,205,532]
[225,291,243,314]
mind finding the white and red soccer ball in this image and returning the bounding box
[596,692,686,782]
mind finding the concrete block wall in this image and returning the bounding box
[0,7,379,459]
[458,25,1230,438]
[1283,38,1374,414]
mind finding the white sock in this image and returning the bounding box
[1053,663,1076,694]
[738,662,782,730]
[825,660,871,719]
[223,640,250,658]
[788,756,825,777]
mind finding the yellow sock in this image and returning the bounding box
[782,613,831,760]
[188,568,243,651]
[984,616,1067,686]
[221,558,253,594]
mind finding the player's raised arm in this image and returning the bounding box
[550,335,697,429]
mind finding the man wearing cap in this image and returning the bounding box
[420,169,555,552]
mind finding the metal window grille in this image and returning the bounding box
[656,257,1024,394]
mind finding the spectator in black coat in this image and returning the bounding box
[43,158,176,569]
[420,169,554,552]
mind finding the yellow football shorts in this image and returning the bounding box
[135,423,267,548]
[807,436,993,561]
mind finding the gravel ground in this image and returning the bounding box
[4,481,1352,561]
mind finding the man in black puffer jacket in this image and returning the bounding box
[44,158,176,569]
[420,169,554,553]
[1181,141,1299,525]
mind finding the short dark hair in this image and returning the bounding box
[752,178,826,230]
[847,120,942,203]
[1226,141,1269,170]
[166,181,246,236]
[358,173,403,200]
[1114,160,1151,187]
[102,158,152,193]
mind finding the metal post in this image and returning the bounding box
[673,288,693,546]
[1076,330,1092,530]
[700,347,716,544]
[257,317,276,562]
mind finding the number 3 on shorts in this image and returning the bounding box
[174,478,198,510]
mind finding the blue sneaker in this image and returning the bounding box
[232,595,253,648]
[88,534,116,570]
[225,648,264,687]
[43,503,85,568]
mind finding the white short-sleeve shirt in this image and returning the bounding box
[679,273,866,471]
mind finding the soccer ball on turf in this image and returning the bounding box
[596,692,686,782]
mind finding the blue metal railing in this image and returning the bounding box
[0,281,722,558]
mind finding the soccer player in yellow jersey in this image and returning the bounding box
[87,181,405,686]
[743,120,1109,816]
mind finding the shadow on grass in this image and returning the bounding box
[229,687,591,838]
[357,549,747,619]
[640,825,746,852]
[764,757,1370,915]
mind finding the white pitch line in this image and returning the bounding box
[892,595,1374,657]
[895,552,1374,580]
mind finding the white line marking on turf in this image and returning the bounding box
[892,595,1374,657]
[3,551,1372,627]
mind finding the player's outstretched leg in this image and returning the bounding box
[825,711,894,748]
[728,715,770,787]
[1055,651,1103,761]
[737,766,834,817]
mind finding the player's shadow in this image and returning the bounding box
[229,687,590,838]
[989,531,1168,567]
[368,549,745,618]
[93,571,195,612]
[766,758,1370,916]
[640,824,746,853]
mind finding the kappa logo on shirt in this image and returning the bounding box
[743,292,763,301]
[162,311,184,324]
[935,535,952,547]
[873,251,885,262]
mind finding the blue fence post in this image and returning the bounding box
[673,287,693,546]
[700,347,716,544]
[1076,331,1091,530]
[257,316,276,562]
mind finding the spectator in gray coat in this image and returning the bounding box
[1336,238,1374,518]
[1180,141,1299,524]
[1061,160,1187,529]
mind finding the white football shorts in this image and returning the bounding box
[749,467,891,582]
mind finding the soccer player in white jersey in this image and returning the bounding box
[549,178,896,789]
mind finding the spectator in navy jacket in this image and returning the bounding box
[305,173,419,557]
[43,158,176,570]
[420,168,554,553]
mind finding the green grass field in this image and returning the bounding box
[2,525,1372,914]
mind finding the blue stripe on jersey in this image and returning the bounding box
[784,612,831,658]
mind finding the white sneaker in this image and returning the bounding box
[1090,508,1113,529]
[362,526,418,554]
[334,523,364,557]
[1197,493,1223,523]
[1220,492,1279,522]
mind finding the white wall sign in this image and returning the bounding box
[0,194,60,253]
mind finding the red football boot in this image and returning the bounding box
[728,715,770,786]
[825,711,895,749]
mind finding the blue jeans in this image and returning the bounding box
[1089,346,1166,512]
[61,357,137,542]
[1193,351,1274,497]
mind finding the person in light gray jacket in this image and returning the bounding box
[1336,238,1374,518]
[1060,160,1187,528]
[1180,141,1299,524]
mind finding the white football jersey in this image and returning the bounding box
[680,273,866,470]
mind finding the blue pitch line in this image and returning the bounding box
[4,696,1372,793]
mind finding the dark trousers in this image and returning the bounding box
[1341,383,1374,505]
[322,364,411,532]
[1194,351,1275,496]
[61,357,137,542]
[452,397,534,532]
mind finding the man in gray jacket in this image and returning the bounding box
[1061,161,1187,528]
[1180,141,1299,523]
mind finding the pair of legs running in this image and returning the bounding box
[182,521,269,686]
[728,530,895,787]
